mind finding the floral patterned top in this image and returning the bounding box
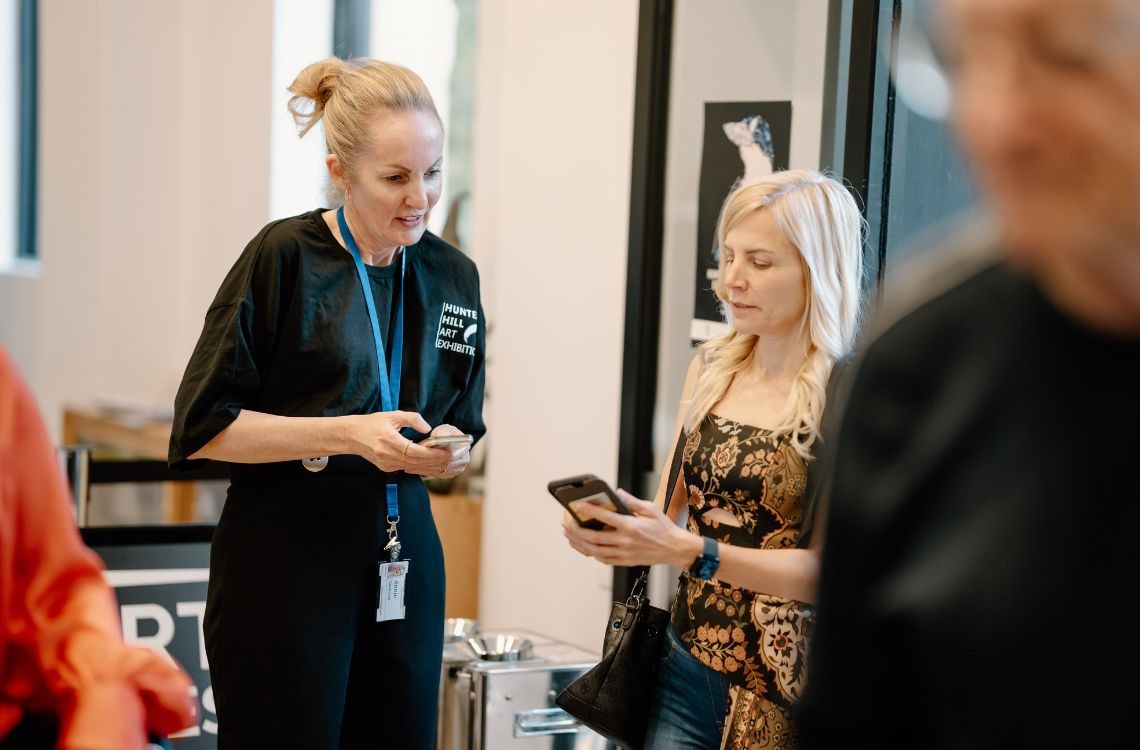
[670,413,815,715]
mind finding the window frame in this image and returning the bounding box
[333,0,371,58]
[16,0,37,260]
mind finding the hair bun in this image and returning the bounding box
[287,57,349,137]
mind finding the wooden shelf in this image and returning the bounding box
[62,406,196,522]
[61,407,171,459]
[430,492,483,620]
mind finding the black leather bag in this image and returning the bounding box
[555,430,687,750]
[555,573,670,749]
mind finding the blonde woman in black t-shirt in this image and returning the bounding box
[170,57,485,750]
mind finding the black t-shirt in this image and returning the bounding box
[169,209,486,469]
[797,243,1140,748]
[365,259,401,370]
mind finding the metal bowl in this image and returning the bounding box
[444,618,480,644]
[465,633,534,662]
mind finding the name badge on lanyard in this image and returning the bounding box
[377,560,410,622]
[337,207,411,622]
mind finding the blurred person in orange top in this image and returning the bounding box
[0,345,195,749]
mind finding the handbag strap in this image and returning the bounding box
[661,427,686,516]
[629,427,687,601]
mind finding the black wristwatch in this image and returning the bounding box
[688,536,720,580]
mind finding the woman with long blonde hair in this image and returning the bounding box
[564,170,863,749]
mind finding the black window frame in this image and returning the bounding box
[333,0,371,60]
[16,0,38,260]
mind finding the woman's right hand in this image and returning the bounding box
[344,411,451,474]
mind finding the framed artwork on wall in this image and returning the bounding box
[692,100,792,343]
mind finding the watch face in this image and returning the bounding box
[690,536,720,579]
[688,553,715,579]
[692,556,718,580]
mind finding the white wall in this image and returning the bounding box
[372,0,458,235]
[0,0,273,439]
[471,0,640,650]
[269,0,333,220]
[0,272,37,384]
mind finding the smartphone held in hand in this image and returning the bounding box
[420,434,474,449]
[547,474,631,530]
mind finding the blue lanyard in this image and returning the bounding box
[338,207,405,521]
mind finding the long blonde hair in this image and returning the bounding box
[683,170,865,460]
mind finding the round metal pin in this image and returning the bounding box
[302,456,329,472]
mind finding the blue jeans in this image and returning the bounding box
[643,624,730,750]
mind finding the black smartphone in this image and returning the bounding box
[547,474,632,530]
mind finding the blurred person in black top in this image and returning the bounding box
[797,0,1140,747]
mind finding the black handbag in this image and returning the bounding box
[555,430,687,750]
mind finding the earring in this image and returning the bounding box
[344,186,351,202]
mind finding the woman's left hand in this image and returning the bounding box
[410,424,472,479]
[561,490,701,568]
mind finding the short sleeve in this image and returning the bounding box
[444,298,487,444]
[168,296,262,470]
[168,221,291,470]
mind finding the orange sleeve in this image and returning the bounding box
[0,349,195,748]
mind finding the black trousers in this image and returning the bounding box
[205,461,445,749]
